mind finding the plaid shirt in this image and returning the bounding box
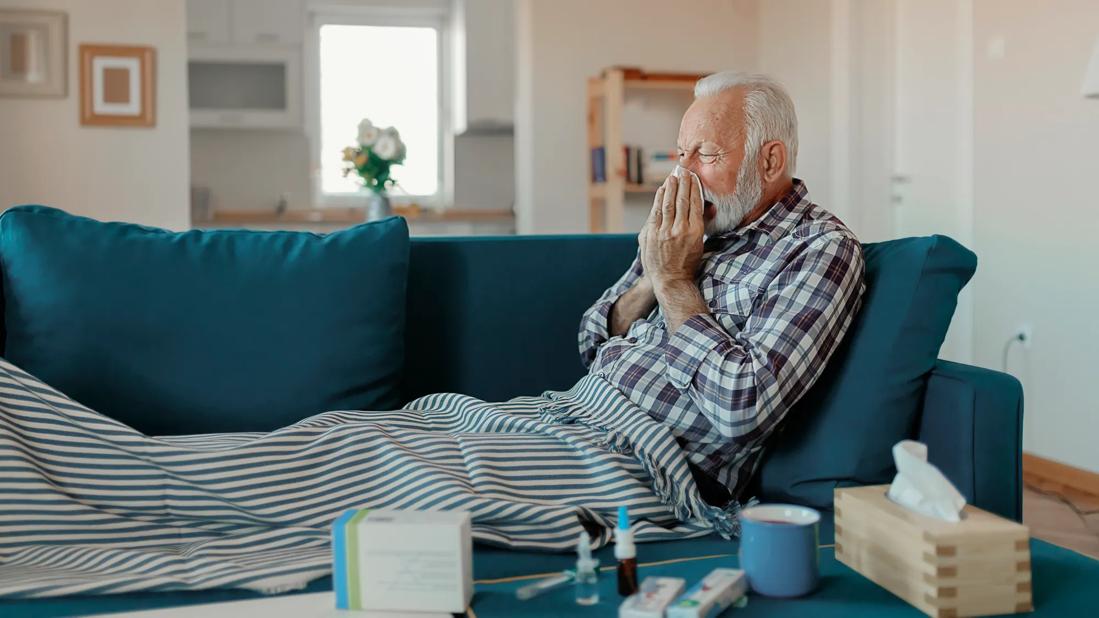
[578,180,865,500]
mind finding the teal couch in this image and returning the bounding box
[0,225,1024,616]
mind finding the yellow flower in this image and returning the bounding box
[342,147,357,162]
[354,154,367,167]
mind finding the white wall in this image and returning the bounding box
[972,0,1099,472]
[514,0,759,234]
[755,0,840,223]
[0,0,190,230]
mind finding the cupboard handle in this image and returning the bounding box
[254,32,280,43]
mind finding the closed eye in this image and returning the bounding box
[677,149,725,165]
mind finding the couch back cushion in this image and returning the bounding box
[402,235,639,402]
[0,206,409,434]
[754,235,976,508]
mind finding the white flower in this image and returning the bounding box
[378,127,405,160]
[357,118,380,146]
[373,134,400,161]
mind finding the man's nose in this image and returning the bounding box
[681,160,703,179]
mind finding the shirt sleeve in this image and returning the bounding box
[663,233,866,442]
[578,250,644,369]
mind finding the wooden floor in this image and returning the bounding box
[1024,482,1099,558]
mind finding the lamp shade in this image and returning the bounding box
[1084,37,1099,98]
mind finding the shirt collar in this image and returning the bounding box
[706,179,811,245]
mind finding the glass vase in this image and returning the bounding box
[365,191,392,222]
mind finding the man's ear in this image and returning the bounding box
[760,140,788,182]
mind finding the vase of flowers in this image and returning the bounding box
[341,118,407,221]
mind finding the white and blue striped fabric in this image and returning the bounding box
[0,357,739,598]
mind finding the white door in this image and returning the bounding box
[893,0,974,364]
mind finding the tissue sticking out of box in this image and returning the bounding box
[886,440,966,522]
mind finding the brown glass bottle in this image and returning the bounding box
[617,557,638,596]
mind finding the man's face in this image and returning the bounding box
[677,88,762,235]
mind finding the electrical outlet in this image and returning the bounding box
[1015,323,1033,349]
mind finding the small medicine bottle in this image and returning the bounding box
[615,506,638,596]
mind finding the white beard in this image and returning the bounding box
[703,155,763,237]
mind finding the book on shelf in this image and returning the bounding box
[590,146,606,183]
[644,150,677,185]
[590,145,680,186]
[624,145,645,185]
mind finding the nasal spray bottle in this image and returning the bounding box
[575,531,599,605]
[615,505,638,596]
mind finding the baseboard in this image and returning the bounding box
[1022,452,1099,504]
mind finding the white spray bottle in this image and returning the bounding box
[575,530,599,605]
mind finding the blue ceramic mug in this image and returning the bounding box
[738,504,820,597]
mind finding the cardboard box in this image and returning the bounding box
[332,509,473,613]
[835,485,1032,618]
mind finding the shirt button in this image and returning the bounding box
[627,337,637,344]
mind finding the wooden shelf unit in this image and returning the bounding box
[586,67,704,232]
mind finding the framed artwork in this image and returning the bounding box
[79,44,156,127]
[0,9,67,97]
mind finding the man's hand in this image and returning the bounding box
[640,171,710,334]
[640,170,705,293]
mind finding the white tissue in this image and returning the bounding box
[886,440,966,522]
[671,165,704,198]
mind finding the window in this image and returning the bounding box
[310,10,447,205]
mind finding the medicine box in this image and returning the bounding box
[619,576,687,618]
[835,485,1032,618]
[666,568,746,618]
[332,509,473,613]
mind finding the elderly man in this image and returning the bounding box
[579,72,866,506]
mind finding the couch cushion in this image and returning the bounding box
[402,235,639,402]
[0,206,409,434]
[754,235,976,509]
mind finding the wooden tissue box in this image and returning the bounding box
[834,485,1031,618]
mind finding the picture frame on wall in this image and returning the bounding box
[0,9,67,97]
[79,44,156,127]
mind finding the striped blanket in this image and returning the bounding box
[0,357,739,598]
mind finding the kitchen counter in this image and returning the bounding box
[192,207,515,235]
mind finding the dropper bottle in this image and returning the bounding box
[574,531,599,605]
[615,505,638,596]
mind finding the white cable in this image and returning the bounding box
[1002,334,1025,372]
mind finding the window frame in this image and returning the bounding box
[304,5,452,209]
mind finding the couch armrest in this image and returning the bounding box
[916,359,1024,521]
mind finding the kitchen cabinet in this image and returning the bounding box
[186,0,303,129]
[188,47,301,130]
[186,0,302,47]
[230,0,303,45]
[186,0,230,45]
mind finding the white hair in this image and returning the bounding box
[693,72,798,174]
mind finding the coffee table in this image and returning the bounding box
[3,530,1097,617]
[471,539,1095,617]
